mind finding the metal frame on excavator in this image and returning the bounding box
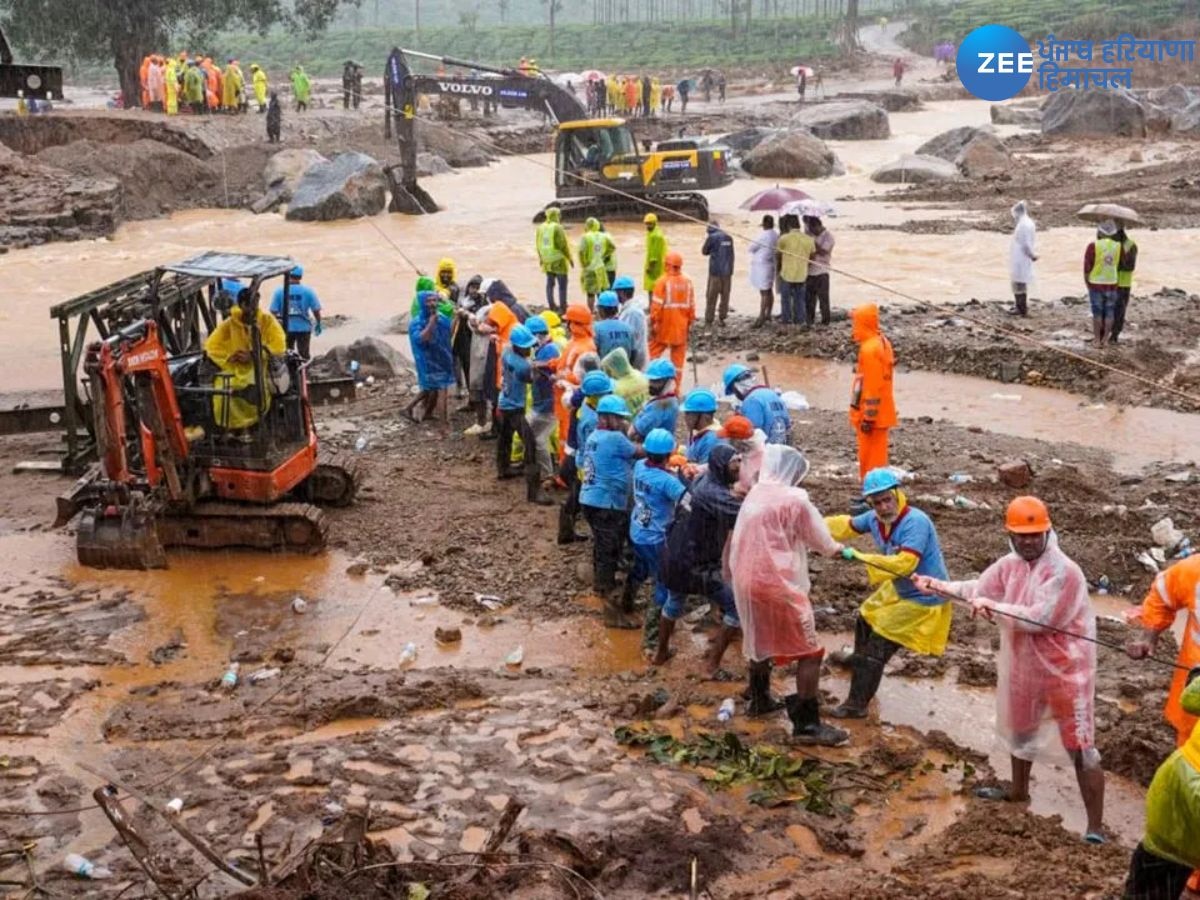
[0,25,62,100]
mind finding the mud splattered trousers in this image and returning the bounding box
[582,505,628,594]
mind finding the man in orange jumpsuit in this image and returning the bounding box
[649,251,695,376]
[550,304,596,453]
[139,55,153,108]
[1126,555,1200,746]
[849,303,896,481]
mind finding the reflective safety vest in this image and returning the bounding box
[537,223,564,265]
[1118,237,1137,289]
[1088,237,1121,286]
[584,233,606,274]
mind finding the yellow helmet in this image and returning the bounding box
[643,212,658,225]
[541,310,562,328]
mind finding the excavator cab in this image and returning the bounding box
[0,26,62,100]
[555,120,641,195]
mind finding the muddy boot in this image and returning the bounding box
[829,656,884,719]
[651,614,677,664]
[745,660,785,717]
[602,592,639,629]
[557,502,587,545]
[785,694,849,747]
[642,603,661,651]
[526,471,554,506]
[620,578,638,613]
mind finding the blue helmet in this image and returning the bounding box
[509,324,536,349]
[682,388,717,414]
[646,358,677,381]
[722,363,754,395]
[290,265,304,278]
[643,428,675,455]
[612,275,636,292]
[525,315,550,336]
[596,290,619,310]
[581,371,614,397]
[596,395,631,417]
[862,467,901,497]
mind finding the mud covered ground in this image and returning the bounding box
[0,356,1192,896]
[693,286,1200,413]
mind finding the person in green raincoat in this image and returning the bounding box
[536,207,573,313]
[290,65,311,111]
[578,217,616,311]
[183,61,206,115]
[601,346,649,417]
[410,275,455,319]
[1125,669,1200,898]
[643,212,668,300]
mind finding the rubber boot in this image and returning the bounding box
[785,694,849,747]
[603,591,639,630]
[642,603,661,652]
[651,614,677,664]
[557,501,586,545]
[526,470,554,506]
[745,660,785,717]
[620,578,638,613]
[830,656,885,719]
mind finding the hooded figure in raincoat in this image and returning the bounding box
[601,347,648,417]
[536,207,573,312]
[849,303,896,480]
[1008,200,1037,317]
[1125,671,1200,898]
[164,57,180,115]
[578,217,615,306]
[410,274,455,319]
[826,467,950,718]
[290,65,311,110]
[405,291,455,424]
[435,257,460,303]
[729,445,848,746]
[251,64,269,112]
[550,304,597,453]
[203,289,286,430]
[916,496,1105,843]
[222,59,243,111]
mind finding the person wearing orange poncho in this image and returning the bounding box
[848,303,896,481]
[550,304,596,453]
[648,251,695,376]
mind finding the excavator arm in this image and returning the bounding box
[383,47,586,213]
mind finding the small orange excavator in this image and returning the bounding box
[65,253,358,569]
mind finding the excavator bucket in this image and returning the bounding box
[76,505,166,570]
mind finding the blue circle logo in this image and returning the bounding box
[956,24,1033,102]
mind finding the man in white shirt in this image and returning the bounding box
[748,214,779,328]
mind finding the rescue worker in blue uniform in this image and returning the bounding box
[723,363,791,445]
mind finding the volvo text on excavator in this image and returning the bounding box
[55,253,359,570]
[383,48,733,222]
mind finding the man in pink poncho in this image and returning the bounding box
[728,444,848,746]
[914,496,1106,843]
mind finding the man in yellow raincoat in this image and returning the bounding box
[825,466,951,718]
[250,64,269,113]
[1125,669,1200,898]
[578,217,614,309]
[204,289,286,431]
[164,56,179,115]
[222,59,243,112]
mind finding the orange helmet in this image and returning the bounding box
[665,251,683,272]
[1005,496,1051,534]
[563,304,593,327]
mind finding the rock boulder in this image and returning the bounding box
[832,90,921,112]
[916,125,994,162]
[954,133,1011,177]
[1041,88,1146,137]
[791,100,891,140]
[990,103,1043,126]
[264,148,327,192]
[308,337,410,382]
[1171,100,1200,134]
[718,126,780,155]
[741,130,838,179]
[416,152,453,176]
[870,154,960,184]
[286,152,388,222]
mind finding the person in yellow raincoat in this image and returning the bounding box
[540,310,568,348]
[204,289,286,431]
[824,466,951,718]
[222,59,243,112]
[649,78,662,118]
[601,346,648,417]
[164,56,179,115]
[1125,669,1200,898]
[250,64,269,113]
[577,217,614,309]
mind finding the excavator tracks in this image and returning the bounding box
[301,452,362,508]
[535,192,710,224]
[156,502,328,555]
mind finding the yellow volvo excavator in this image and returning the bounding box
[383,48,733,222]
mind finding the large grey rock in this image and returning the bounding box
[264,148,327,192]
[791,100,891,140]
[308,337,409,381]
[1172,100,1200,134]
[955,133,1012,177]
[990,103,1043,126]
[916,125,994,162]
[741,130,838,178]
[416,152,453,176]
[871,154,960,184]
[1041,88,1146,137]
[719,126,780,155]
[1148,84,1197,111]
[832,89,921,112]
[286,152,388,222]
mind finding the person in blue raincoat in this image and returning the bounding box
[404,291,455,423]
[723,363,791,445]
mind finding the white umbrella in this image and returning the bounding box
[781,198,836,218]
[1077,202,1141,225]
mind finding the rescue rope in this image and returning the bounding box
[848,551,1194,673]
[0,583,392,818]
[387,100,1200,410]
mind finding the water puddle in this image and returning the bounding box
[697,351,1200,472]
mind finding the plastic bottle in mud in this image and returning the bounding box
[220,662,240,690]
[717,698,735,723]
[64,854,111,879]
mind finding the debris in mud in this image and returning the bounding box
[434,626,462,645]
[149,628,187,664]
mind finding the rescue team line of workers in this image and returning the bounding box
[136,53,270,115]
